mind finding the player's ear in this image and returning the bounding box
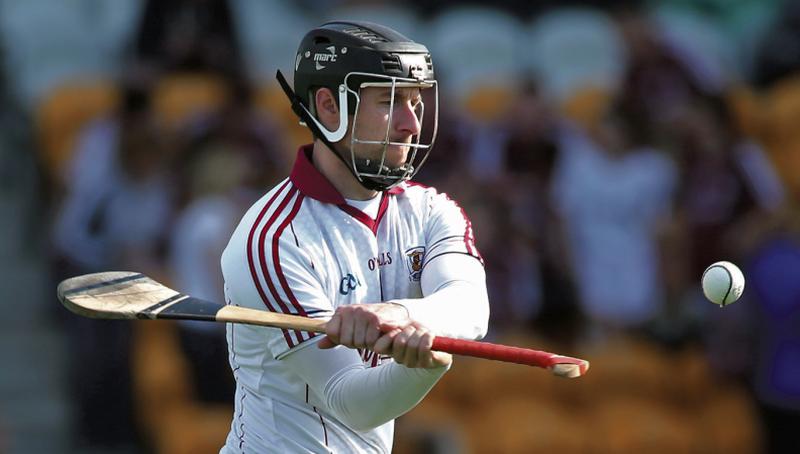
[314,87,340,131]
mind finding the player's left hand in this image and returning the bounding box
[373,321,452,369]
[317,303,409,350]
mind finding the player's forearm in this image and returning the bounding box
[393,254,489,339]
[324,361,449,431]
[283,341,449,431]
[394,282,488,339]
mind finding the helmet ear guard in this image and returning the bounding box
[276,70,346,153]
[279,21,439,192]
[283,74,351,144]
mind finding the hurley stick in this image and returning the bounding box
[58,271,589,378]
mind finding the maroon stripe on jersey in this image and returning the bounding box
[259,185,305,345]
[338,204,375,230]
[456,202,483,263]
[441,191,482,262]
[374,192,391,234]
[387,184,405,195]
[271,188,312,343]
[246,180,294,347]
[337,192,389,235]
[407,182,483,262]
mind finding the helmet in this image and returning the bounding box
[276,21,438,191]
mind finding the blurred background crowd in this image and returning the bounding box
[1,0,799,453]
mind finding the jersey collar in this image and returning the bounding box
[290,144,404,205]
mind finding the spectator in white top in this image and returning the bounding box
[552,102,678,330]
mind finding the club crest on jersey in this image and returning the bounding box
[404,246,425,282]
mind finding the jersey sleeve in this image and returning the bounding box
[282,343,449,431]
[224,218,334,359]
[422,189,483,269]
[393,251,489,339]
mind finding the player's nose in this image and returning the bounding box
[393,102,421,137]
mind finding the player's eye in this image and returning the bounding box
[384,96,420,108]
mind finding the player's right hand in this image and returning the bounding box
[317,303,409,351]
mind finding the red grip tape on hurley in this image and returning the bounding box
[431,336,583,370]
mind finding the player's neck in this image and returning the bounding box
[312,141,379,201]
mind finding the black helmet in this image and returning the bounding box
[276,21,439,191]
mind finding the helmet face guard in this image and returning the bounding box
[278,21,439,191]
[334,72,438,190]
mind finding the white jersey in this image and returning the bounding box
[220,145,481,453]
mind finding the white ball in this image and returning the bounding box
[701,261,745,306]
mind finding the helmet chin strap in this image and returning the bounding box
[276,70,404,192]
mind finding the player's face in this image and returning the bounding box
[348,86,423,169]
